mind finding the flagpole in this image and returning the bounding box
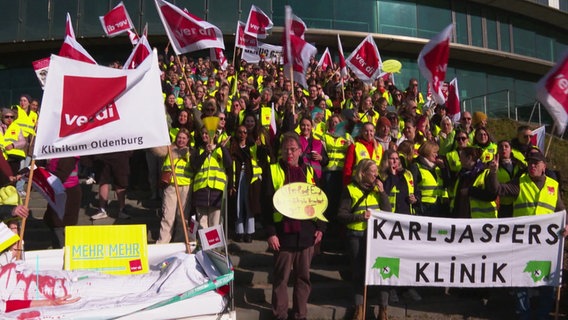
[16,158,36,260]
[545,123,556,157]
[175,55,197,106]
[167,145,192,254]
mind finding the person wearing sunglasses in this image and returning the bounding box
[0,108,26,180]
[510,125,535,165]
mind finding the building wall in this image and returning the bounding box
[0,0,566,120]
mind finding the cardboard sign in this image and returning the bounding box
[273,182,328,222]
[64,225,149,275]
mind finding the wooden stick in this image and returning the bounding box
[362,284,368,320]
[167,145,192,254]
[545,123,556,157]
[16,158,36,260]
[175,55,197,106]
[554,284,562,320]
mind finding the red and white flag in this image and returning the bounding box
[418,24,452,105]
[317,47,333,71]
[123,35,152,69]
[65,12,75,38]
[32,57,51,89]
[99,1,134,37]
[188,217,198,240]
[33,50,169,159]
[345,34,382,84]
[291,14,307,39]
[244,5,273,39]
[127,29,139,45]
[446,78,461,123]
[59,36,97,65]
[283,6,317,88]
[235,21,257,49]
[210,48,228,70]
[270,102,277,138]
[154,0,224,55]
[337,35,348,79]
[198,224,226,251]
[535,51,568,135]
[25,167,66,220]
[531,125,546,151]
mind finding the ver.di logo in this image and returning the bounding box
[523,260,551,282]
[372,257,400,279]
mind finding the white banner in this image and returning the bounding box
[241,41,283,64]
[366,210,565,288]
[33,50,170,159]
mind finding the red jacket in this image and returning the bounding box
[342,137,377,186]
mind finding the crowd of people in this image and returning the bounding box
[0,51,565,320]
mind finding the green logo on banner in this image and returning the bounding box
[372,257,400,279]
[523,261,551,282]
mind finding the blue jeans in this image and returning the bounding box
[235,171,254,235]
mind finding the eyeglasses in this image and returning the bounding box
[219,117,226,121]
[283,147,299,153]
[237,130,247,134]
[3,115,14,119]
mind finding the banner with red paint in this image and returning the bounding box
[33,51,169,159]
[535,51,568,135]
[418,24,452,105]
[99,1,134,37]
[32,57,50,89]
[345,34,382,84]
[154,0,224,55]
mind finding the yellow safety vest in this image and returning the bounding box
[346,183,381,231]
[386,170,415,214]
[513,174,559,217]
[354,142,382,168]
[322,133,351,171]
[192,147,227,192]
[497,163,522,206]
[449,169,497,218]
[162,153,192,186]
[270,163,315,222]
[417,163,445,204]
[3,124,25,158]
[232,144,263,186]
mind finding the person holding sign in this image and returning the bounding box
[261,132,326,320]
[337,159,391,320]
[487,150,567,320]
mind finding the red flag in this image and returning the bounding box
[446,78,461,123]
[530,125,546,151]
[123,35,152,69]
[59,37,97,64]
[211,48,228,70]
[345,35,382,84]
[26,167,66,220]
[283,6,317,88]
[235,21,258,49]
[337,35,348,79]
[291,14,307,39]
[317,47,333,71]
[127,29,139,45]
[418,24,452,105]
[198,225,225,250]
[65,12,75,38]
[99,1,134,37]
[535,51,568,135]
[244,5,273,39]
[154,0,224,55]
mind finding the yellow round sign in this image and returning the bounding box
[382,59,402,73]
[273,182,328,222]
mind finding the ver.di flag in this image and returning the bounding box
[198,224,226,251]
[345,35,382,85]
[337,35,348,79]
[99,1,134,37]
[418,24,452,105]
[446,77,461,123]
[123,35,152,70]
[60,13,97,64]
[535,50,568,135]
[283,6,317,88]
[244,5,273,39]
[33,50,169,159]
[531,125,546,151]
[210,48,228,71]
[291,13,307,39]
[317,47,333,71]
[235,20,257,49]
[154,0,224,55]
[32,57,50,89]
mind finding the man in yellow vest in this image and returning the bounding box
[487,150,567,320]
[262,132,326,320]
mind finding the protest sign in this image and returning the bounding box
[366,210,565,288]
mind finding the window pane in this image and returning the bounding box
[498,15,511,52]
[288,0,333,30]
[485,10,498,50]
[335,0,377,33]
[78,1,107,37]
[209,0,239,31]
[22,0,50,41]
[512,17,535,57]
[0,2,21,42]
[452,2,468,45]
[378,0,416,37]
[469,3,483,47]
[118,0,142,32]
[416,0,451,39]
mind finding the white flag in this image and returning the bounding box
[33,50,169,159]
[198,224,225,251]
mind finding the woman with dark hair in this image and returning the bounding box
[378,149,418,215]
[169,108,194,144]
[495,140,526,218]
[412,141,450,217]
[298,117,329,183]
[472,126,497,163]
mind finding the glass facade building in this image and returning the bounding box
[0,0,566,121]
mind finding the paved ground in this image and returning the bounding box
[21,182,568,320]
